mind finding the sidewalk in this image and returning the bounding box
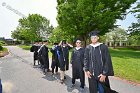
[0,46,140,93]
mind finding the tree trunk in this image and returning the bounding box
[83,36,87,48]
[113,40,116,48]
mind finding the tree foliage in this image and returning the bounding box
[105,28,128,48]
[128,1,140,45]
[49,26,74,44]
[11,14,53,42]
[57,0,137,45]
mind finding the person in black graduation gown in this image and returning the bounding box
[30,41,40,66]
[70,39,85,91]
[50,43,59,75]
[58,40,73,84]
[84,30,114,93]
[38,40,50,74]
[37,40,44,68]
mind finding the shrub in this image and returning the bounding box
[0,40,6,46]
[0,44,3,51]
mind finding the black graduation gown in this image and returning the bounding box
[84,44,114,93]
[38,45,44,65]
[30,45,39,60]
[50,46,59,69]
[71,48,85,79]
[39,45,49,69]
[58,46,72,71]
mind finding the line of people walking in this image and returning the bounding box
[30,30,116,93]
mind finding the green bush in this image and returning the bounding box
[0,44,3,51]
[0,41,6,46]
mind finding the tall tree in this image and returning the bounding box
[57,0,137,46]
[11,14,53,42]
[128,1,140,45]
[49,26,74,44]
[105,28,128,48]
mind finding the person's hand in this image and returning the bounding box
[52,46,55,50]
[59,41,62,46]
[98,74,106,82]
[85,71,92,78]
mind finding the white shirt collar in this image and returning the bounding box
[76,47,81,50]
[90,43,102,48]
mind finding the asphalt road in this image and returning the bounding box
[0,46,140,93]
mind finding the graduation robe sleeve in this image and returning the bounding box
[84,46,90,72]
[30,45,34,52]
[70,50,74,64]
[101,45,114,76]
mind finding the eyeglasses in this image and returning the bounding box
[76,42,81,44]
[91,36,98,39]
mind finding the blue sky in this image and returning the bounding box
[0,0,139,38]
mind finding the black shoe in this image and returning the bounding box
[60,79,64,84]
[70,84,75,88]
[80,87,84,92]
[43,69,46,75]
[47,69,51,72]
[51,73,54,76]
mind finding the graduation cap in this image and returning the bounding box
[74,38,81,43]
[34,40,38,42]
[89,30,100,37]
[54,42,58,45]
[43,40,48,42]
[38,39,42,42]
[62,40,67,44]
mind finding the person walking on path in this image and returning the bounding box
[84,30,114,93]
[50,43,60,75]
[38,40,50,74]
[58,40,73,84]
[30,40,40,66]
[70,39,85,92]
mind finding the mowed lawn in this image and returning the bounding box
[109,48,140,83]
[19,45,140,83]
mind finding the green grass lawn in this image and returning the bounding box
[0,47,8,57]
[109,48,140,83]
[19,45,140,83]
[2,47,8,52]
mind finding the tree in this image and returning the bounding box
[105,28,128,48]
[57,0,137,46]
[128,1,140,45]
[49,26,74,44]
[11,14,53,42]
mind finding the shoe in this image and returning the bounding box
[64,76,66,79]
[80,88,84,92]
[55,72,59,75]
[47,69,51,72]
[70,84,75,88]
[51,73,54,76]
[60,79,64,84]
[43,71,46,75]
[43,69,46,75]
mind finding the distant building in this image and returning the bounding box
[0,37,5,41]
[0,37,15,45]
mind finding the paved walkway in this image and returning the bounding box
[0,46,140,93]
